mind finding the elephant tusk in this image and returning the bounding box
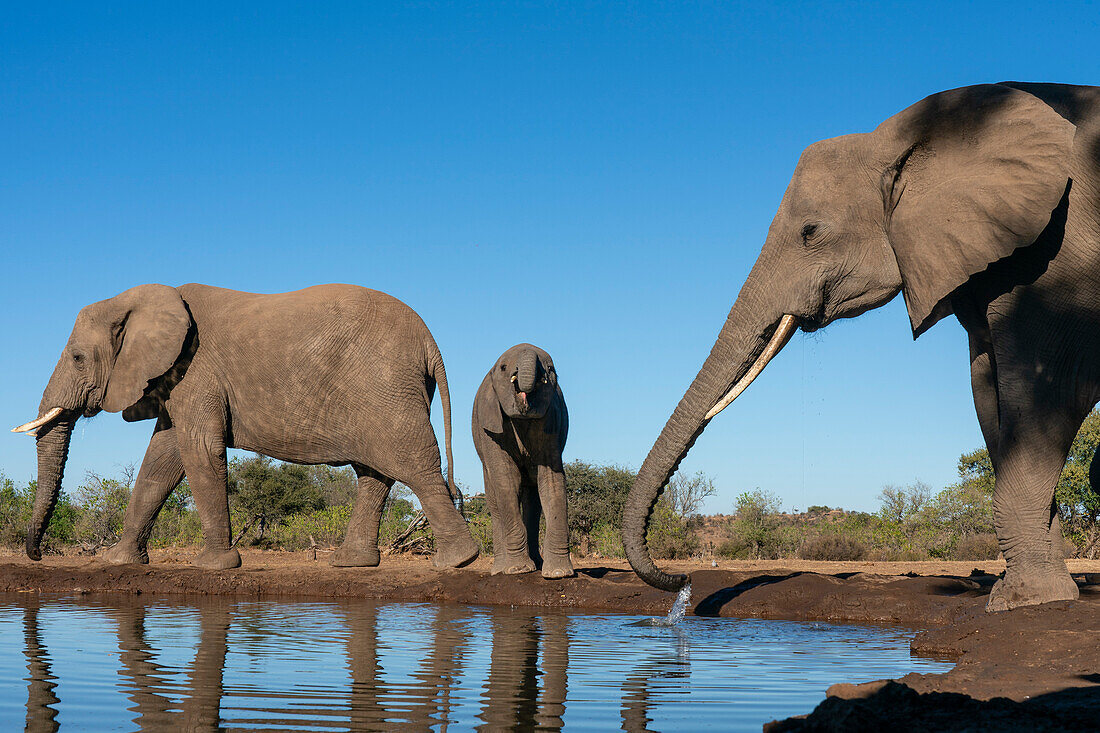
[12,407,64,435]
[705,315,799,420]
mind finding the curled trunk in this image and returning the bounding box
[27,418,74,560]
[623,282,784,591]
[517,349,537,394]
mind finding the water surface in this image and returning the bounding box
[0,594,951,731]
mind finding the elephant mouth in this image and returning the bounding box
[510,374,530,412]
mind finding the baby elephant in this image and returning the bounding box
[472,344,573,578]
[15,283,478,571]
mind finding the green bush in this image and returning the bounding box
[587,522,625,558]
[646,502,699,559]
[266,505,352,550]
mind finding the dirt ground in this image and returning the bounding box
[2,549,1098,730]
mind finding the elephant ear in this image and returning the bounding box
[476,373,505,435]
[879,84,1075,336]
[543,384,568,451]
[100,284,191,413]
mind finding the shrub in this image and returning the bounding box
[646,502,699,560]
[267,506,352,550]
[798,533,868,561]
[565,461,635,543]
[73,471,132,549]
[949,532,1000,560]
[587,522,625,558]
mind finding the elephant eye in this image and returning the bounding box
[800,223,819,242]
[72,351,85,364]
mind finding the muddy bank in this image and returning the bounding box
[3,550,1098,729]
[0,551,1009,624]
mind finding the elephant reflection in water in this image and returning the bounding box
[343,605,570,731]
[20,599,230,733]
[103,599,230,732]
[478,611,570,731]
[620,628,691,733]
[22,602,60,733]
[343,603,472,730]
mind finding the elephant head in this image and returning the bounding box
[479,344,560,432]
[624,83,1077,591]
[13,284,191,559]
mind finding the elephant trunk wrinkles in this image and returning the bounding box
[27,418,74,560]
[517,349,537,394]
[623,281,781,592]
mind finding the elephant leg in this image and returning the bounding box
[985,380,1083,611]
[408,470,479,569]
[485,457,534,575]
[536,463,574,579]
[484,465,507,571]
[102,414,185,565]
[332,465,393,568]
[373,413,477,569]
[521,474,543,570]
[175,415,240,570]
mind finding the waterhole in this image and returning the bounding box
[0,594,951,731]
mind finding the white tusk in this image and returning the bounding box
[705,315,799,420]
[12,407,64,435]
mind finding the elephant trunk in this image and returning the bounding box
[623,280,796,592]
[517,349,537,394]
[27,417,74,560]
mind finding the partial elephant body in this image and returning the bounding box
[622,82,1100,611]
[21,283,477,570]
[168,285,447,473]
[472,344,573,579]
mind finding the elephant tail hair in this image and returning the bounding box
[429,346,462,515]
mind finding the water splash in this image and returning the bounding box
[630,583,693,627]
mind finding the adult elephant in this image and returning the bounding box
[472,344,573,578]
[623,82,1100,611]
[13,283,478,570]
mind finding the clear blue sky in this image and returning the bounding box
[2,2,1098,513]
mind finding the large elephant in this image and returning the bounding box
[13,283,478,570]
[472,344,573,578]
[623,82,1100,611]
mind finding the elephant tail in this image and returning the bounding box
[429,345,462,515]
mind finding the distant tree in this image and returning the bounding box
[229,455,324,542]
[877,482,931,525]
[304,465,359,507]
[941,411,1100,557]
[719,489,786,559]
[564,460,636,538]
[931,452,995,537]
[74,467,134,549]
[665,470,717,518]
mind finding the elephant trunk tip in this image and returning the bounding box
[25,537,42,562]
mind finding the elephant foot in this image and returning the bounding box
[986,564,1079,612]
[491,554,536,575]
[192,548,242,570]
[431,534,479,569]
[541,557,574,579]
[100,541,149,565]
[330,545,380,568]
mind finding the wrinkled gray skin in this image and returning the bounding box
[23,283,477,570]
[472,344,573,578]
[624,82,1100,611]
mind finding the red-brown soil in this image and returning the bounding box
[3,550,1098,730]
